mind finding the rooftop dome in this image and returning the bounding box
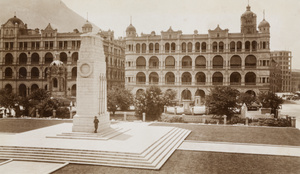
[7,15,24,25]
[241,5,256,17]
[258,19,270,28]
[50,60,64,67]
[126,23,136,33]
[82,20,92,28]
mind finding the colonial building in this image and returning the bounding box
[270,50,292,92]
[291,69,300,92]
[0,16,125,98]
[125,5,272,102]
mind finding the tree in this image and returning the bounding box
[237,92,257,107]
[163,89,177,106]
[205,86,240,120]
[135,86,166,121]
[0,89,17,108]
[107,87,133,115]
[258,91,283,118]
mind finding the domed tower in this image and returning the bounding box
[241,5,257,34]
[82,20,93,33]
[258,12,270,34]
[126,21,136,38]
[47,53,68,97]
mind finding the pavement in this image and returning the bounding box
[0,121,300,173]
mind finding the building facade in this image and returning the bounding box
[0,16,125,98]
[291,69,300,92]
[270,51,292,92]
[125,5,272,102]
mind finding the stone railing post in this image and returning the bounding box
[143,112,146,122]
[53,110,56,118]
[124,112,127,121]
[223,115,227,125]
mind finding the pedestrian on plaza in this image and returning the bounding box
[94,116,99,133]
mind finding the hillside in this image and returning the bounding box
[0,0,99,32]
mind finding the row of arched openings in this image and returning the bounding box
[136,55,257,69]
[4,83,77,97]
[136,71,257,85]
[4,67,77,79]
[134,41,265,53]
[3,52,78,65]
[136,88,256,100]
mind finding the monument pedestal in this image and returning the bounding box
[72,32,110,133]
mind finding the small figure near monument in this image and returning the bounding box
[94,116,99,133]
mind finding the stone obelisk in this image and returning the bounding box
[72,32,110,132]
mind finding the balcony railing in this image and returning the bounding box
[213,82,223,85]
[230,82,241,86]
[213,65,223,69]
[181,82,192,85]
[136,65,146,69]
[230,65,241,69]
[149,66,159,69]
[196,82,206,85]
[195,65,206,69]
[165,81,175,85]
[136,81,146,84]
[245,82,256,86]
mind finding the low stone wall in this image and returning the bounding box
[182,115,206,123]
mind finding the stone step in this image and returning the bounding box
[0,127,191,170]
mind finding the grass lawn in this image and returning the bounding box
[53,151,300,174]
[151,123,300,146]
[0,118,72,133]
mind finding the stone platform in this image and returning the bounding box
[0,122,191,170]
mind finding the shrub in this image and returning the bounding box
[258,118,291,127]
[56,107,70,119]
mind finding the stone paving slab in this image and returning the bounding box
[0,122,174,153]
[0,161,67,174]
[178,140,300,157]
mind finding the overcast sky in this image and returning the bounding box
[62,0,300,70]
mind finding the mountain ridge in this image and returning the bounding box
[0,0,100,32]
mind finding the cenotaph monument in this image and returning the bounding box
[72,32,110,132]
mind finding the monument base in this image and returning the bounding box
[72,113,110,133]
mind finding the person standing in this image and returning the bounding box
[94,116,99,133]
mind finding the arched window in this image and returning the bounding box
[212,55,223,68]
[136,44,140,53]
[5,53,13,65]
[5,68,13,79]
[149,72,159,84]
[201,42,206,52]
[182,56,192,68]
[230,42,235,52]
[19,53,27,65]
[195,42,200,52]
[44,68,48,79]
[149,56,159,68]
[136,89,145,96]
[252,41,257,51]
[165,72,175,84]
[230,55,242,68]
[5,84,12,93]
[31,53,40,64]
[53,78,58,88]
[155,43,159,53]
[165,43,170,53]
[212,72,223,85]
[149,43,153,53]
[142,43,146,53]
[181,42,186,52]
[45,52,53,64]
[136,56,146,69]
[195,72,206,85]
[237,41,242,52]
[19,84,27,97]
[181,89,191,100]
[72,67,77,79]
[188,42,192,52]
[136,72,146,84]
[245,55,257,68]
[60,52,68,64]
[31,84,39,93]
[71,85,76,96]
[31,67,40,79]
[195,56,206,68]
[181,72,192,85]
[165,56,175,68]
[19,67,27,79]
[72,52,78,63]
[245,41,250,51]
[219,42,224,52]
[230,72,241,85]
[171,43,176,52]
[245,72,256,85]
[212,42,218,52]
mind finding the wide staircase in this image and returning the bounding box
[0,127,190,170]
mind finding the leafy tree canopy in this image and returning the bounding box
[258,91,283,117]
[107,87,134,115]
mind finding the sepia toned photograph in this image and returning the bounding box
[0,0,299,173]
